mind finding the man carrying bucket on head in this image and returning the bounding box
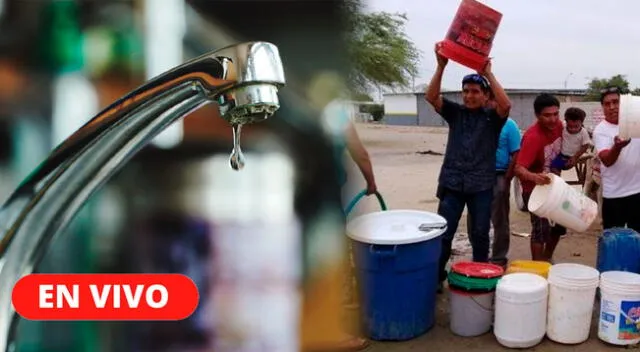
[514,93,567,262]
[593,86,640,232]
[425,43,511,292]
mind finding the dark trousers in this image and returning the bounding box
[467,174,511,265]
[437,186,494,282]
[603,192,640,232]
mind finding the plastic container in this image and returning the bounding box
[597,228,640,274]
[619,94,640,140]
[447,262,503,337]
[438,0,502,71]
[449,288,494,337]
[528,174,598,232]
[494,273,548,348]
[448,262,504,291]
[506,260,552,278]
[598,271,640,345]
[546,263,600,344]
[347,210,447,341]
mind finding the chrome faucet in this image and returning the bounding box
[0,41,286,351]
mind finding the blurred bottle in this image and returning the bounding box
[107,108,336,350]
[39,0,99,147]
[12,2,101,352]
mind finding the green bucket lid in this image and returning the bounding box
[447,271,501,291]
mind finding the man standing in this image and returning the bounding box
[425,43,511,289]
[593,86,640,232]
[515,93,566,262]
[468,105,521,267]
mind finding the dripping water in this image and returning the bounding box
[229,123,245,170]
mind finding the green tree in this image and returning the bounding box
[632,88,640,96]
[584,74,631,101]
[351,92,374,102]
[344,0,421,96]
[360,104,384,121]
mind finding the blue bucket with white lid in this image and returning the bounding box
[346,191,447,341]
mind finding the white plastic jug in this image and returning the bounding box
[494,273,548,348]
[528,174,598,232]
[619,94,640,140]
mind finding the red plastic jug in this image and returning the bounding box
[437,0,502,71]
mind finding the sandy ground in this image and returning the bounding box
[342,123,617,352]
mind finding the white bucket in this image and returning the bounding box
[619,94,640,140]
[449,289,494,337]
[528,174,598,232]
[547,263,600,344]
[598,271,640,345]
[494,273,548,348]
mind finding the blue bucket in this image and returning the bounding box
[346,191,446,341]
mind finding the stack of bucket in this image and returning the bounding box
[447,262,504,337]
[547,264,600,344]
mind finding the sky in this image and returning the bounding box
[364,0,640,91]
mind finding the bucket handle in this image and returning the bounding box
[344,189,387,216]
[470,295,493,312]
[369,244,397,258]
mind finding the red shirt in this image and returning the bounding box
[516,120,563,193]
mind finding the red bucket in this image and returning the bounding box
[437,0,502,71]
[451,261,504,279]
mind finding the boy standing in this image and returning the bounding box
[515,94,567,262]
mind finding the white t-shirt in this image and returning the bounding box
[593,120,640,198]
[561,126,591,156]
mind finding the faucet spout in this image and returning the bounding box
[0,41,285,351]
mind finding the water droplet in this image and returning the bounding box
[229,124,245,171]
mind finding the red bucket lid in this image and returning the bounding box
[451,262,504,278]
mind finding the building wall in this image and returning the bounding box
[415,92,540,129]
[383,94,417,115]
[384,92,587,129]
[382,93,418,126]
[384,114,419,126]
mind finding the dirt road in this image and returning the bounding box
[343,124,617,351]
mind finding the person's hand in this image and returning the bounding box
[477,59,492,76]
[434,43,448,68]
[614,136,631,150]
[530,173,551,185]
[366,181,378,195]
[566,157,577,169]
[505,170,514,183]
